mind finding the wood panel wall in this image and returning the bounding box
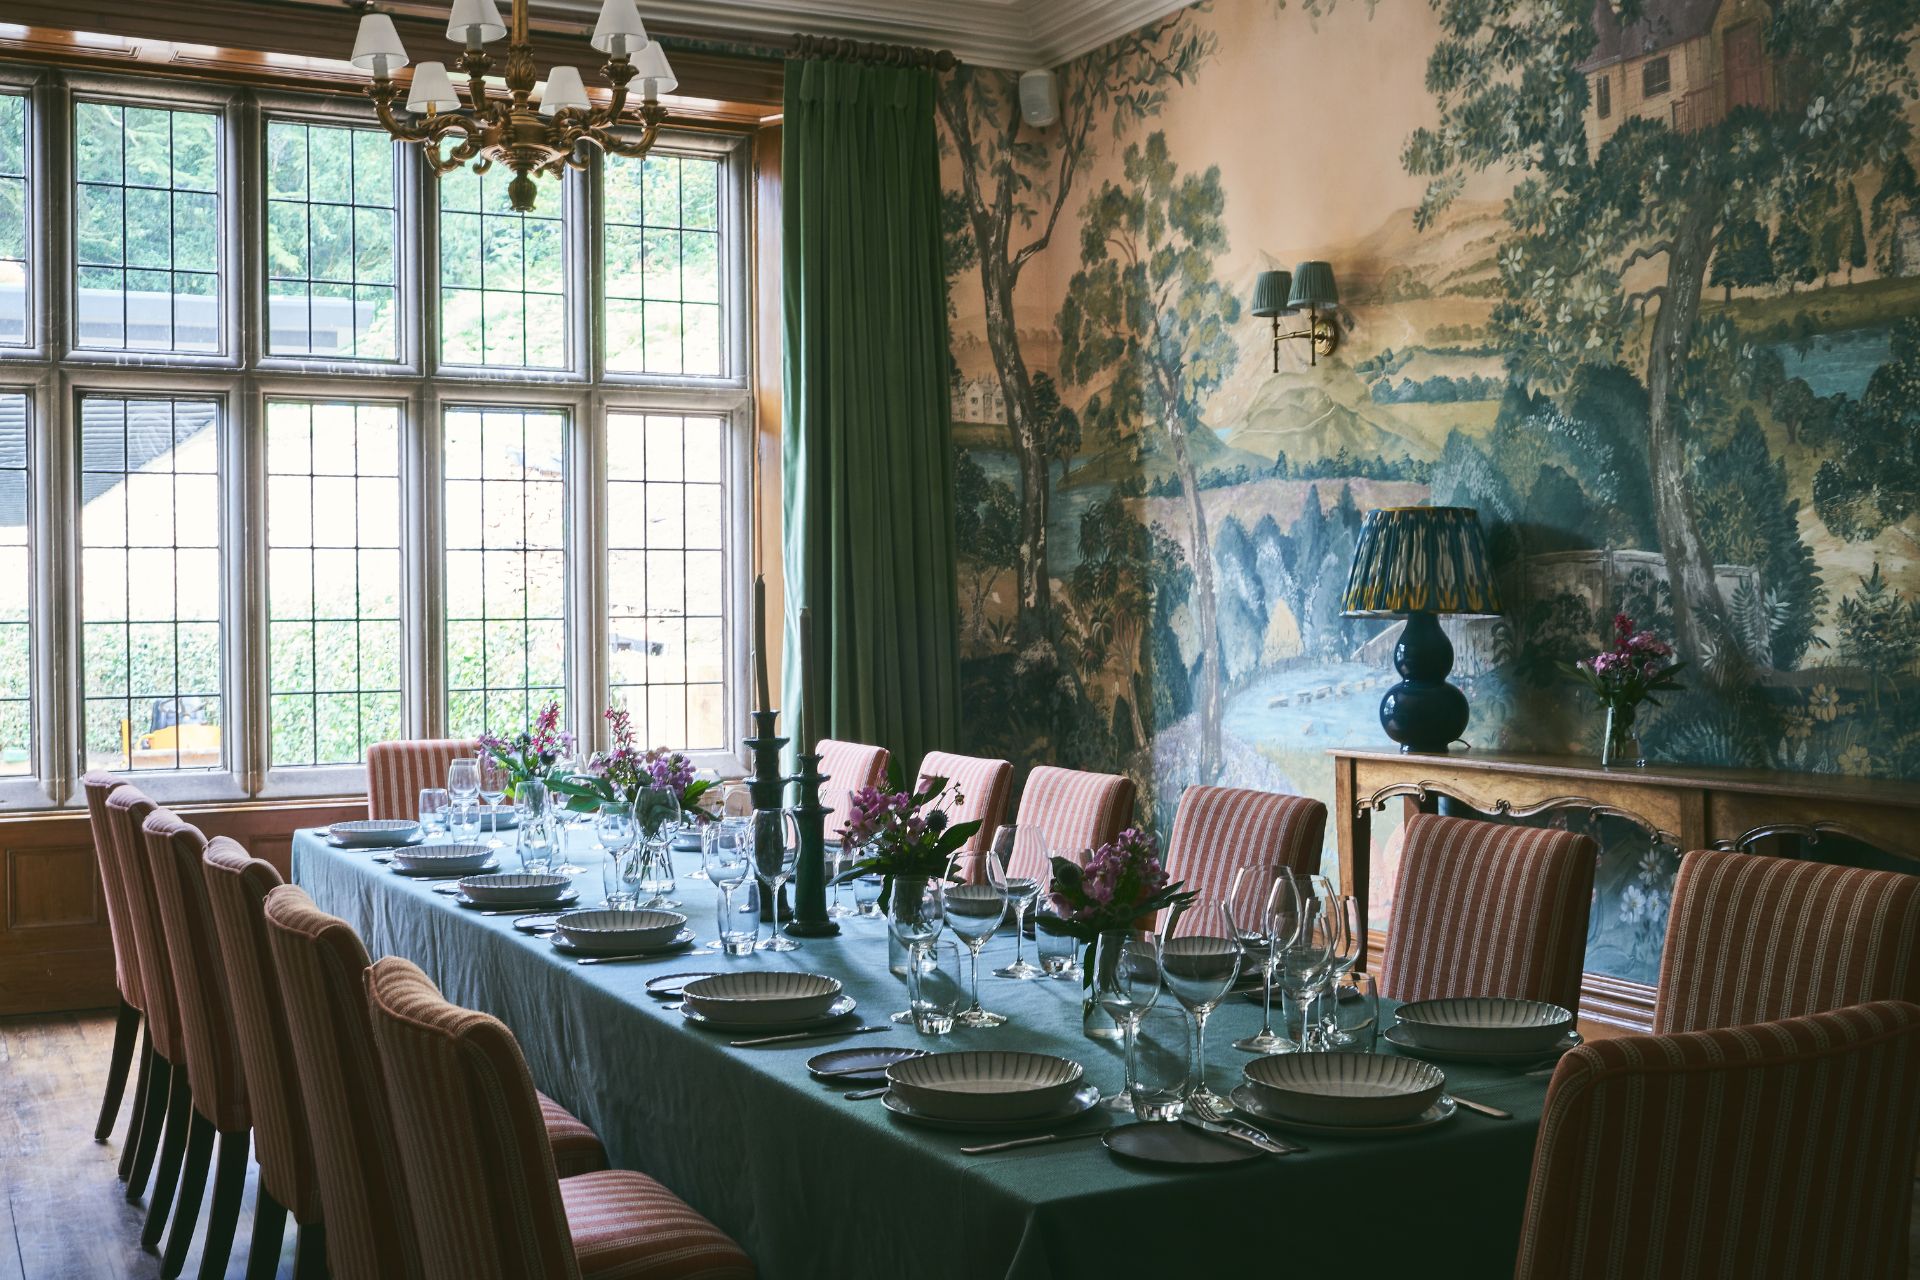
[0,796,364,1015]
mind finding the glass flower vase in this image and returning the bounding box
[1602,702,1645,768]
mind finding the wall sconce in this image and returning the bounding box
[1251,261,1340,369]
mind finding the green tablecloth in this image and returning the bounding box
[292,831,1549,1280]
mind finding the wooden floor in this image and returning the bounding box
[1,1011,301,1280]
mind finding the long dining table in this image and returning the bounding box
[292,827,1555,1280]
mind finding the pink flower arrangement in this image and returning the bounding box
[1574,613,1686,711]
[1042,828,1192,933]
[478,700,574,787]
[835,771,982,910]
[548,706,714,823]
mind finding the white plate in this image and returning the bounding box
[328,819,424,848]
[887,1051,1087,1122]
[457,872,571,904]
[681,971,844,1023]
[392,843,495,874]
[554,908,688,953]
[1240,1050,1444,1127]
[455,887,579,911]
[1382,1023,1583,1065]
[1393,996,1574,1054]
[679,993,858,1033]
[1231,1084,1456,1138]
[881,1084,1102,1133]
[330,830,426,850]
[392,855,499,879]
[548,929,695,959]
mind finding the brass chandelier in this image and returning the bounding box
[350,0,676,212]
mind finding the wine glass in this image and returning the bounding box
[990,826,1046,980]
[417,788,449,842]
[446,756,479,832]
[753,808,800,952]
[944,850,1010,1028]
[594,801,635,907]
[703,822,756,954]
[1279,891,1335,1052]
[888,877,946,1029]
[1096,932,1164,1114]
[477,755,509,848]
[1320,889,1364,1046]
[1231,869,1305,1054]
[1159,899,1243,1115]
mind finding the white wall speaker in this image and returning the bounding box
[1019,69,1059,128]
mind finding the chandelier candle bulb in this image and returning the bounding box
[350,14,410,73]
[631,40,678,100]
[591,0,650,56]
[446,0,507,44]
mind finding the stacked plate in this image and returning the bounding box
[328,819,421,848]
[553,909,687,955]
[682,972,843,1023]
[883,1051,1093,1131]
[391,844,495,876]
[457,872,573,908]
[1387,997,1577,1063]
[1234,1053,1451,1137]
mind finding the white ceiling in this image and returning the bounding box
[541,0,1195,69]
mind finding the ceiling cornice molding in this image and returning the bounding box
[1025,0,1195,66]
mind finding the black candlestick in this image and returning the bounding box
[785,749,839,938]
[744,709,791,925]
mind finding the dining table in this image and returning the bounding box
[291,827,1556,1280]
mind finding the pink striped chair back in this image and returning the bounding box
[1654,847,1920,1035]
[107,785,180,1063]
[1011,766,1137,882]
[1379,814,1596,1015]
[364,956,575,1280]
[366,738,480,820]
[1516,1000,1920,1280]
[1162,786,1327,933]
[263,885,424,1280]
[202,841,321,1223]
[143,811,250,1132]
[82,771,142,1010]
[816,738,890,842]
[917,751,1012,858]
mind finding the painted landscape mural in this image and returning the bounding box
[936,0,1920,985]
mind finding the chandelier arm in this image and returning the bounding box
[587,58,637,132]
[593,102,669,160]
[369,84,437,144]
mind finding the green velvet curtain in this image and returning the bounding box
[781,57,960,776]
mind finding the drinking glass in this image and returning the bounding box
[990,826,1046,980]
[1159,900,1243,1113]
[448,798,482,843]
[888,877,947,1027]
[446,757,480,810]
[1323,972,1379,1052]
[477,756,509,847]
[908,939,965,1035]
[1231,870,1305,1054]
[754,808,800,952]
[635,786,683,908]
[1129,1002,1191,1121]
[595,802,636,907]
[1319,889,1364,1045]
[417,788,450,842]
[1279,892,1335,1052]
[853,873,883,917]
[944,851,1010,1028]
[715,867,760,956]
[1035,908,1079,978]
[1096,932,1164,1114]
[703,821,756,953]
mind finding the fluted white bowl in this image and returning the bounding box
[1393,997,1574,1054]
[457,872,570,905]
[887,1051,1085,1121]
[554,908,686,953]
[1242,1052,1444,1127]
[681,972,844,1023]
[329,818,421,847]
[390,843,493,874]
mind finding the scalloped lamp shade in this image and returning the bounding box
[350,14,410,71]
[446,0,507,45]
[406,62,460,113]
[592,0,650,55]
[1251,270,1294,318]
[1342,506,1502,618]
[1287,260,1339,311]
[632,40,678,96]
[538,66,591,115]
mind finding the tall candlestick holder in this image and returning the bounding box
[784,748,839,938]
[745,709,791,926]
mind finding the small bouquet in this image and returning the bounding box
[1574,613,1686,766]
[1036,828,1196,987]
[550,707,717,834]
[834,767,982,912]
[478,700,574,797]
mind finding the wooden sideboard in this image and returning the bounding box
[1331,748,1920,1031]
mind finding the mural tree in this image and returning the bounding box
[1058,134,1241,781]
[1400,0,1918,666]
[1068,495,1151,749]
[936,15,1213,651]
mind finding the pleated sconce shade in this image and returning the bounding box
[1287,260,1339,310]
[1341,507,1502,617]
[1251,270,1294,317]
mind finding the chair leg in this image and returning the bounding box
[243,1189,287,1280]
[158,1111,213,1277]
[95,999,142,1142]
[195,1128,249,1280]
[293,1222,327,1280]
[138,1071,194,1242]
[124,1054,174,1203]
[118,1030,156,1180]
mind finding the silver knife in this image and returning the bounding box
[1447,1094,1513,1120]
[1183,1114,1291,1155]
[961,1130,1105,1155]
[730,1024,893,1049]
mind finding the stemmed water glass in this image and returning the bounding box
[1159,899,1243,1115]
[446,757,480,840]
[1096,935,1165,1116]
[703,822,756,954]
[754,808,800,952]
[477,755,509,848]
[1317,884,1363,1046]
[888,877,947,1030]
[1278,889,1335,1051]
[990,826,1046,980]
[595,801,636,907]
[1231,869,1306,1054]
[944,850,1010,1028]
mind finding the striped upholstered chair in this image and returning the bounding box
[1379,814,1596,1015]
[365,737,480,820]
[1515,1001,1920,1280]
[202,840,326,1280]
[917,750,1013,858]
[365,956,754,1280]
[1654,847,1920,1034]
[143,811,255,1280]
[81,772,147,1157]
[1009,766,1137,882]
[815,738,890,842]
[1160,785,1326,932]
[264,886,607,1280]
[106,784,196,1242]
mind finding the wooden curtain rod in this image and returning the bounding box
[789,33,957,72]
